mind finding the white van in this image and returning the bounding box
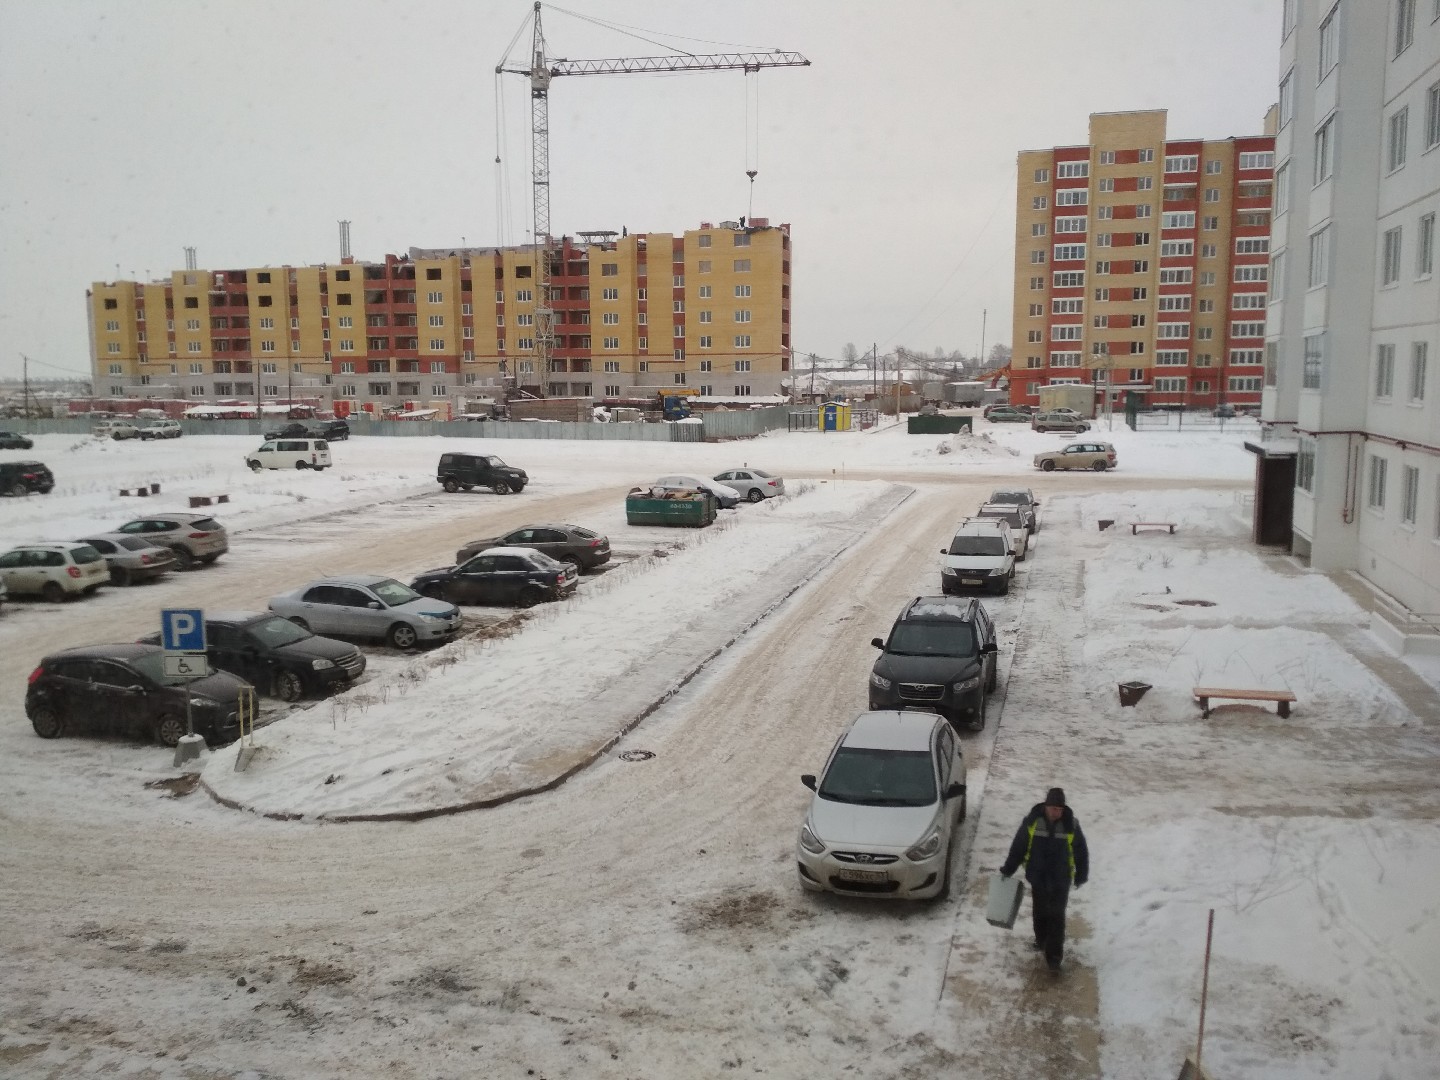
[939,521,1015,596]
[245,438,331,471]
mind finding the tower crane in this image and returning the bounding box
[496,3,809,392]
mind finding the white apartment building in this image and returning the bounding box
[1254,0,1440,622]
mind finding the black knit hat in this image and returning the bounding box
[1045,787,1066,807]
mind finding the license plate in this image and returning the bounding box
[837,868,887,884]
[962,578,983,586]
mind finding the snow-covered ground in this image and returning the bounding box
[1,416,1436,1079]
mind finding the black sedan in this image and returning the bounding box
[0,430,34,450]
[412,546,579,608]
[139,611,365,702]
[26,643,250,748]
[456,523,611,570]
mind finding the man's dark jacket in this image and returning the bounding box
[1000,803,1089,892]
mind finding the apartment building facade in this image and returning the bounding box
[1256,0,1440,616]
[87,220,792,415]
[1012,111,1277,411]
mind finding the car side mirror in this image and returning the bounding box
[870,637,884,649]
[801,773,817,791]
[127,684,145,694]
[367,601,382,610]
[945,781,966,801]
[939,549,947,555]
[981,642,998,654]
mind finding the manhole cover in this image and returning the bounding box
[1175,599,1217,607]
[618,749,654,762]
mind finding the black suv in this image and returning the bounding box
[868,596,998,731]
[437,452,527,494]
[263,419,350,442]
[139,611,365,702]
[1,461,54,496]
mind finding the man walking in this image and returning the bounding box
[1000,787,1089,971]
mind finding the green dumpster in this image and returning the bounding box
[907,414,974,435]
[625,489,718,527]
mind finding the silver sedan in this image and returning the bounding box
[713,467,785,502]
[74,533,177,586]
[268,574,462,650]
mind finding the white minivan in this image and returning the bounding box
[939,520,1015,596]
[246,438,331,471]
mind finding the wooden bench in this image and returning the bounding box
[1193,687,1297,719]
[1132,522,1177,535]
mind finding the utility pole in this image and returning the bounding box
[871,343,877,398]
[20,353,31,418]
[979,308,987,370]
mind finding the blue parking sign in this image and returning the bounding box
[160,608,206,652]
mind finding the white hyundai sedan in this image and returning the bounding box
[796,711,967,901]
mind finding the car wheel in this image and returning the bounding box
[1092,460,1108,471]
[491,482,510,496]
[41,581,66,604]
[154,713,187,748]
[746,488,764,503]
[295,461,308,470]
[199,554,219,564]
[510,482,526,493]
[171,547,196,571]
[248,460,262,471]
[289,618,310,632]
[1040,460,1056,472]
[987,657,998,693]
[29,701,64,739]
[387,622,419,649]
[461,484,475,491]
[971,691,986,731]
[999,574,1011,596]
[110,566,131,587]
[9,483,27,497]
[517,586,545,609]
[273,669,306,703]
[442,478,460,493]
[562,555,583,573]
[957,789,968,821]
[933,844,953,902]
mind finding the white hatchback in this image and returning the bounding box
[0,542,109,602]
[797,711,967,901]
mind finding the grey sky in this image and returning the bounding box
[0,0,1279,380]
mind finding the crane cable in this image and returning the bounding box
[745,71,760,219]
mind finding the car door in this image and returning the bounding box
[207,623,255,685]
[0,548,34,594]
[37,658,98,728]
[490,555,532,604]
[452,555,499,604]
[297,585,347,635]
[328,586,382,637]
[528,528,567,560]
[935,724,960,830]
[87,658,153,738]
[975,607,996,687]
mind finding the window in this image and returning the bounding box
[1274,163,1290,217]
[424,291,443,304]
[1383,227,1404,285]
[1136,176,1154,191]
[1099,150,1116,165]
[1028,303,1044,316]
[1228,375,1263,392]
[1401,465,1420,525]
[1164,155,1198,173]
[1232,293,1266,310]
[1161,211,1195,230]
[1389,108,1409,172]
[1203,188,1221,203]
[1234,265,1269,283]
[600,287,619,301]
[1053,244,1086,261]
[1159,296,1192,312]
[1032,196,1049,210]
[1097,206,1114,220]
[1155,351,1189,367]
[1056,189,1088,206]
[697,234,712,248]
[734,284,752,298]
[1051,325,1082,341]
[1319,5,1339,78]
[601,264,618,277]
[1230,322,1265,339]
[517,337,535,350]
[637,337,647,350]
[1053,271,1085,287]
[673,324,685,338]
[1418,213,1435,276]
[673,274,684,288]
[1308,228,1330,287]
[1034,167,1050,183]
[1092,314,1107,329]
[1303,333,1325,388]
[1057,161,1089,178]
[1154,377,1187,392]
[1055,216,1087,233]
[1132,232,1151,247]
[1230,349,1265,366]
[733,259,751,272]
[734,310,751,323]
[1027,330,1043,343]
[1099,178,1115,192]
[1368,455,1388,510]
[1135,204,1153,218]
[734,336,752,349]
[427,338,444,351]
[1412,342,1430,400]
[602,337,619,350]
[1158,323,1191,339]
[1052,298,1084,314]
[1049,352,1081,367]
[1315,116,1336,184]
[696,335,712,349]
[1158,268,1193,284]
[732,233,750,247]
[1097,234,1113,247]
[734,359,752,371]
[1030,250,1047,264]
[1397,0,1416,55]
[1376,343,1397,396]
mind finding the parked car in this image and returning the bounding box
[0,542,109,602]
[796,710,968,900]
[988,488,1041,533]
[0,430,34,450]
[0,460,54,496]
[137,419,183,440]
[984,406,1032,423]
[437,452,527,494]
[1031,411,1091,434]
[269,574,461,649]
[940,522,1015,596]
[456,524,610,571]
[412,546,579,608]
[1033,441,1117,472]
[26,643,249,747]
[654,475,741,509]
[263,419,350,442]
[970,504,1032,559]
[245,437,332,471]
[115,513,228,570]
[94,419,140,440]
[1213,403,1237,418]
[74,532,177,586]
[713,467,785,502]
[868,595,999,730]
[139,611,365,702]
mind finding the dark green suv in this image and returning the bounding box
[437,452,527,494]
[1,461,54,496]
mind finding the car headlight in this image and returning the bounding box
[869,671,892,690]
[418,612,448,621]
[989,566,1008,575]
[941,567,957,575]
[311,658,335,670]
[905,828,943,862]
[188,695,220,710]
[952,676,980,692]
[799,824,826,855]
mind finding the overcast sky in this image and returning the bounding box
[0,0,1279,380]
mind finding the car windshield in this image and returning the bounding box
[886,622,976,657]
[750,468,775,478]
[117,537,156,552]
[190,518,222,531]
[989,492,1028,505]
[370,578,421,606]
[484,456,507,468]
[980,510,1023,527]
[818,747,937,807]
[571,527,598,539]
[245,616,312,647]
[527,551,564,570]
[70,545,103,565]
[948,536,1007,556]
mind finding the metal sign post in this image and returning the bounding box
[161,609,208,764]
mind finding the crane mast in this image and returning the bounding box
[497,2,809,394]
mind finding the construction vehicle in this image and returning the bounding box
[658,387,700,421]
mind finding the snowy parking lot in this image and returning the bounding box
[1,417,1437,1078]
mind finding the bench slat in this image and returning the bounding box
[1193,688,1296,701]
